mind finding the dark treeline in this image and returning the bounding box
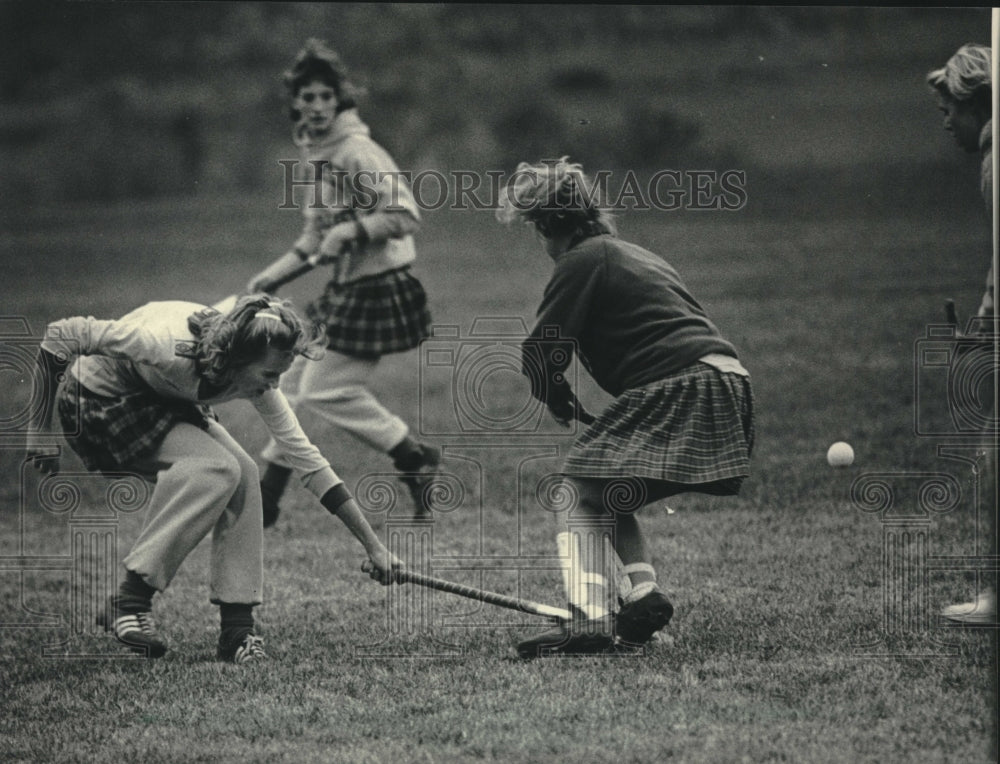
[0,4,988,205]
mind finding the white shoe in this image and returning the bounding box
[941,590,996,624]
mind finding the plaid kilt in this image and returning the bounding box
[306,267,431,358]
[563,364,755,497]
[57,376,214,473]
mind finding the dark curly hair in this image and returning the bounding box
[188,294,324,387]
[284,38,366,121]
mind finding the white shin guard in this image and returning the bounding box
[556,531,615,619]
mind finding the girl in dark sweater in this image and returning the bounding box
[498,158,755,657]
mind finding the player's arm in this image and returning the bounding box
[251,390,402,582]
[248,154,328,292]
[319,485,402,585]
[42,315,160,366]
[522,252,604,425]
[975,265,994,321]
[26,315,172,472]
[25,345,64,473]
[336,140,422,247]
[27,314,122,470]
[247,250,311,293]
[521,336,594,427]
[312,215,373,265]
[247,203,329,292]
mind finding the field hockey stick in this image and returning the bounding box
[945,298,959,327]
[361,561,573,622]
[568,394,596,426]
[211,260,314,314]
[211,244,350,314]
[269,258,320,291]
[945,298,963,337]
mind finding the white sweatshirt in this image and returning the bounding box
[41,300,341,497]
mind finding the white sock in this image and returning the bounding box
[621,563,658,605]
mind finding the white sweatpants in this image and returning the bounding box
[260,350,409,467]
[124,420,264,605]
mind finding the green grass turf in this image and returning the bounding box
[0,177,995,763]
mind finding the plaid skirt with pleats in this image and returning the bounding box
[563,363,755,497]
[306,266,432,358]
[57,376,214,473]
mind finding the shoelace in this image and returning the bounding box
[233,635,267,664]
[116,611,159,638]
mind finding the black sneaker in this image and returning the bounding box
[615,590,674,646]
[217,630,267,664]
[97,596,168,658]
[516,615,616,659]
[398,444,441,516]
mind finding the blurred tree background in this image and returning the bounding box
[0,4,991,209]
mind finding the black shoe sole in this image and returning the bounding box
[517,617,617,659]
[517,632,616,659]
[616,594,674,646]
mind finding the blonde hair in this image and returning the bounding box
[189,295,324,386]
[496,156,616,240]
[927,43,992,101]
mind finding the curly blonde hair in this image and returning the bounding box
[927,43,992,101]
[284,38,366,121]
[189,295,324,387]
[495,156,616,241]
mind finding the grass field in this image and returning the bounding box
[0,9,997,756]
[1,163,996,762]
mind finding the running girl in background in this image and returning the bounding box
[928,43,993,321]
[496,158,756,658]
[247,39,438,526]
[26,295,401,663]
[927,43,996,625]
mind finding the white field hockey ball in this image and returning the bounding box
[826,441,854,467]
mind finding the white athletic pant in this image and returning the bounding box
[260,350,409,467]
[124,420,264,605]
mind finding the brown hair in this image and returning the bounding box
[284,38,366,121]
[189,295,323,386]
